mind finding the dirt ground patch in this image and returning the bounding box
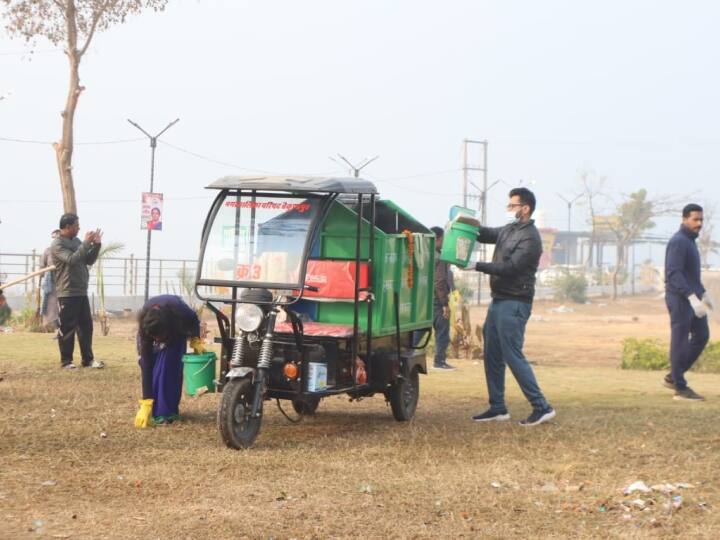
[1,294,719,538]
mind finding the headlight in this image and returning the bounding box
[236,304,264,332]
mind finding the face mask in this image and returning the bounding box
[506,210,519,223]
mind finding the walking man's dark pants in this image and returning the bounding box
[666,293,709,389]
[58,296,94,366]
[483,298,549,412]
[433,300,450,367]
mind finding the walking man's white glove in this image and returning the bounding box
[689,294,708,318]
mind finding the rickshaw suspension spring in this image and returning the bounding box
[257,340,273,370]
[230,336,246,367]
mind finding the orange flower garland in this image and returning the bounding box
[402,229,414,289]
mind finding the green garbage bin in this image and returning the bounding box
[439,218,479,267]
[182,352,217,396]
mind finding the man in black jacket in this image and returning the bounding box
[663,203,711,400]
[471,188,555,426]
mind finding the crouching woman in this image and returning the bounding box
[134,295,205,427]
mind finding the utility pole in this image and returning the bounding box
[462,139,488,304]
[127,118,180,301]
[556,192,582,269]
[334,154,379,178]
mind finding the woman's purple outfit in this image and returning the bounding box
[138,295,199,418]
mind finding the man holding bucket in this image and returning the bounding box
[471,188,555,426]
[134,295,205,427]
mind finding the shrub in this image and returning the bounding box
[620,337,668,371]
[692,341,720,374]
[620,338,720,374]
[552,271,588,304]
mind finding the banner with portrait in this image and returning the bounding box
[141,192,163,231]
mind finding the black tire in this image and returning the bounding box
[387,366,420,421]
[218,378,262,449]
[292,396,320,416]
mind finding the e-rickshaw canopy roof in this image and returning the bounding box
[207,175,378,194]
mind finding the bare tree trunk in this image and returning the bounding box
[53,0,81,215]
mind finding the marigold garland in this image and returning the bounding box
[402,229,414,289]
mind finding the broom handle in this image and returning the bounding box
[0,266,56,292]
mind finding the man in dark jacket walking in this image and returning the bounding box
[663,203,711,400]
[471,188,555,426]
[51,213,105,369]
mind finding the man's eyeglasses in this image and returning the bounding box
[506,203,525,210]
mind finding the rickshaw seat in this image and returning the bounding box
[274,320,356,338]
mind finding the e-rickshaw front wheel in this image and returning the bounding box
[218,378,262,449]
[386,366,420,421]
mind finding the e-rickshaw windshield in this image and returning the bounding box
[197,191,327,296]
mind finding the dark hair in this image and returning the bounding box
[59,213,79,229]
[430,226,444,238]
[682,203,703,218]
[509,188,536,214]
[137,301,193,358]
[151,207,161,215]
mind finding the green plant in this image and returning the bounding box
[692,341,720,373]
[95,242,125,336]
[620,337,668,371]
[552,271,588,303]
[620,337,720,374]
[10,291,43,332]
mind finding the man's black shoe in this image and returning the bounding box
[673,387,705,401]
[662,374,675,390]
[519,407,556,426]
[472,409,510,422]
[432,363,456,371]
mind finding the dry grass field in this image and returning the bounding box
[1,294,719,539]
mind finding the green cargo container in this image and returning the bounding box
[309,199,434,336]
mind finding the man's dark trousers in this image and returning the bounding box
[483,298,549,412]
[58,296,94,366]
[433,300,450,367]
[666,292,709,389]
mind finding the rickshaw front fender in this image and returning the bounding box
[225,366,255,382]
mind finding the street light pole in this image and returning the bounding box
[127,118,180,301]
[335,154,379,177]
[556,192,582,269]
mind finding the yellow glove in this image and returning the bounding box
[189,336,206,355]
[134,399,154,428]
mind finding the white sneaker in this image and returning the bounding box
[82,360,105,369]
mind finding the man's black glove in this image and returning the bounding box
[475,262,490,273]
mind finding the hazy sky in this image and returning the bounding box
[1,0,718,262]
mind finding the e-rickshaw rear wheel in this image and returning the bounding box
[292,396,320,416]
[387,365,420,421]
[218,378,262,449]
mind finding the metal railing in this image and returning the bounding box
[0,251,197,301]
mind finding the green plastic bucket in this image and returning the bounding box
[439,220,478,267]
[182,352,217,396]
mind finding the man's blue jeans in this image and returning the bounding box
[433,301,450,367]
[483,298,549,412]
[666,292,709,389]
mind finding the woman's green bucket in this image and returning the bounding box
[182,351,217,396]
[440,216,479,267]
